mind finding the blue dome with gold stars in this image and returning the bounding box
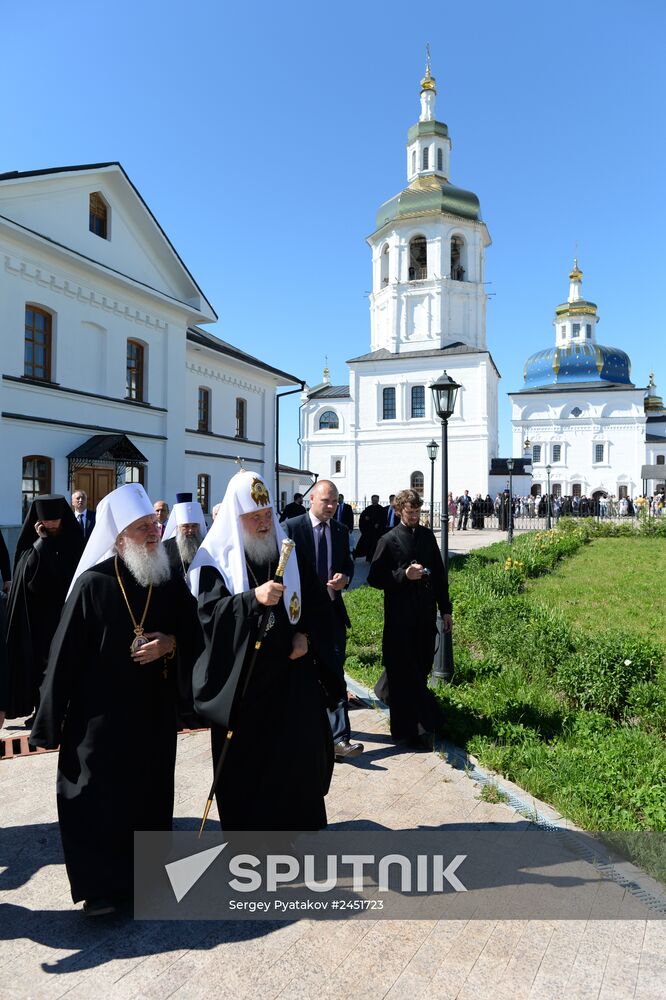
[524,343,633,389]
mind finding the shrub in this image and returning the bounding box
[625,678,666,737]
[556,632,663,717]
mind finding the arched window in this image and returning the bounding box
[126,339,145,401]
[198,387,211,432]
[451,235,465,281]
[24,306,53,381]
[380,244,390,286]
[89,192,108,239]
[124,465,145,488]
[422,147,429,170]
[334,459,342,474]
[410,471,424,497]
[22,455,52,517]
[411,150,416,174]
[411,385,425,418]
[437,147,443,172]
[382,387,396,420]
[318,410,339,430]
[235,397,247,438]
[408,236,427,281]
[197,474,210,514]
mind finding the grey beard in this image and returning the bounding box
[120,537,171,587]
[176,532,200,565]
[242,527,278,567]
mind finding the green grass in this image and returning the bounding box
[526,537,666,641]
[343,526,666,850]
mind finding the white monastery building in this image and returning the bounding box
[300,62,500,503]
[511,261,666,500]
[0,162,303,538]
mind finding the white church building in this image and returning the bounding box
[0,162,303,540]
[511,262,666,500]
[300,62,500,504]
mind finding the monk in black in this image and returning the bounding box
[4,495,83,721]
[30,497,202,914]
[368,488,453,746]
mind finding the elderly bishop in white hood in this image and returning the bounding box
[189,470,339,832]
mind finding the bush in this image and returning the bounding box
[625,678,666,737]
[556,632,663,717]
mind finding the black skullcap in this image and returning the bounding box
[176,492,193,503]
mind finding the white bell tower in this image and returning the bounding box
[368,57,491,356]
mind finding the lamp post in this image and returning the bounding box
[429,371,461,681]
[426,439,439,530]
[546,464,552,529]
[506,457,515,544]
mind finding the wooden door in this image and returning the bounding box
[73,466,115,509]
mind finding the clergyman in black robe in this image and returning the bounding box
[356,495,385,562]
[4,495,84,721]
[368,488,453,746]
[190,470,334,832]
[29,485,202,914]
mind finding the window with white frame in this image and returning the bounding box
[552,444,561,463]
[594,443,604,464]
[552,483,562,497]
[532,444,542,463]
[382,387,396,420]
[318,410,339,430]
[411,385,425,418]
[572,483,582,497]
[572,323,580,338]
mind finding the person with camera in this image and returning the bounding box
[367,488,452,750]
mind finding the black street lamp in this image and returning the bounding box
[506,457,515,544]
[546,464,552,530]
[426,439,439,530]
[429,371,461,681]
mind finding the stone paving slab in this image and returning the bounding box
[1,702,665,1000]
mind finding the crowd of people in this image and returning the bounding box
[0,476,452,917]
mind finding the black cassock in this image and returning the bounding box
[193,560,334,831]
[368,523,452,741]
[4,533,83,718]
[29,557,201,903]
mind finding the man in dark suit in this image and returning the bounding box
[333,494,354,532]
[279,493,305,523]
[71,490,96,543]
[383,494,397,532]
[285,480,363,763]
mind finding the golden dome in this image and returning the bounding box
[569,257,583,282]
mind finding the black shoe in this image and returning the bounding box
[83,897,117,917]
[334,740,364,762]
[403,733,434,752]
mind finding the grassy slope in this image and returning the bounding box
[343,533,666,842]
[526,538,666,640]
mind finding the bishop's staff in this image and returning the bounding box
[199,537,296,835]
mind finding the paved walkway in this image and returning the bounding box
[1,701,665,999]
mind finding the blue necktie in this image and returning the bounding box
[316,523,328,584]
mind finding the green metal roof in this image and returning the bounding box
[374,174,482,233]
[406,121,449,143]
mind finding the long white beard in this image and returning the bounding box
[176,532,200,565]
[242,525,278,567]
[121,537,171,587]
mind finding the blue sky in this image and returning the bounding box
[3,0,665,470]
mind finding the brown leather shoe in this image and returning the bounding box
[334,739,364,762]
